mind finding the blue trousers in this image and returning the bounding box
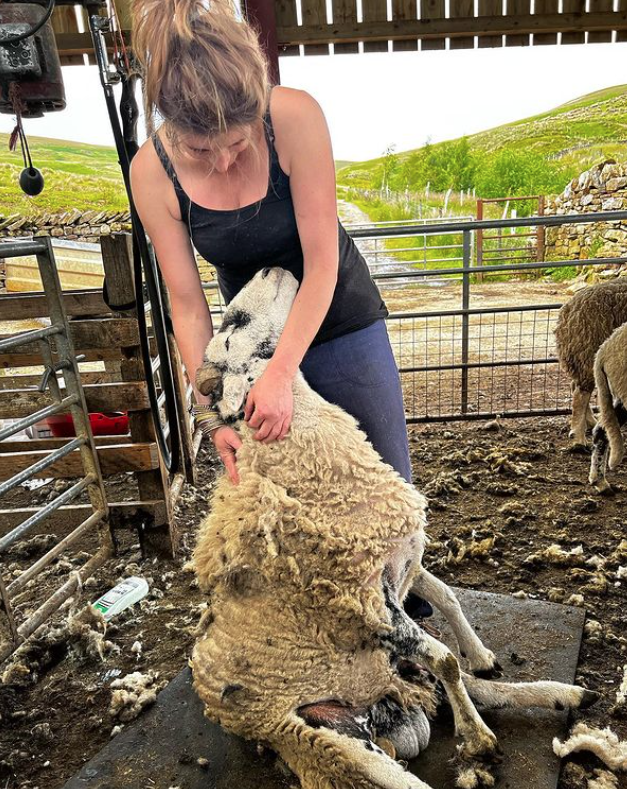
[301,319,412,483]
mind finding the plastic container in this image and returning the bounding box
[92,577,149,621]
[46,412,129,438]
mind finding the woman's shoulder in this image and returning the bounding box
[269,87,328,174]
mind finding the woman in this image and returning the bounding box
[130,0,426,520]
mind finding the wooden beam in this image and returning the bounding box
[0,318,139,356]
[1,436,131,453]
[533,0,558,45]
[588,0,614,43]
[275,11,627,44]
[420,0,446,50]
[0,382,150,419]
[0,370,119,391]
[0,348,120,368]
[477,0,502,48]
[0,290,110,321]
[0,443,159,480]
[506,0,531,46]
[450,0,475,49]
[562,0,586,44]
[54,12,627,53]
[0,501,168,536]
[392,0,417,51]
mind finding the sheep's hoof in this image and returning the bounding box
[594,480,614,497]
[566,442,589,455]
[472,662,503,680]
[459,734,502,764]
[578,689,601,710]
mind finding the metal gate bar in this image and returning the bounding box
[0,237,112,663]
[347,209,627,423]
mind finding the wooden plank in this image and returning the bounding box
[274,0,300,56]
[51,5,79,36]
[362,0,389,52]
[0,348,121,369]
[420,0,446,49]
[0,501,167,537]
[561,0,586,44]
[0,318,138,356]
[619,0,627,41]
[0,371,118,391]
[588,0,613,42]
[0,443,159,481]
[1,436,132,453]
[300,0,330,55]
[0,382,150,419]
[533,0,559,44]
[0,290,110,321]
[478,0,503,48]
[333,0,360,53]
[505,0,531,46]
[100,235,173,557]
[449,0,475,49]
[276,11,625,43]
[392,0,418,51]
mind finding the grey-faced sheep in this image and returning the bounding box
[589,321,627,490]
[192,267,597,789]
[554,280,627,445]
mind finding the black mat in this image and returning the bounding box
[63,589,585,789]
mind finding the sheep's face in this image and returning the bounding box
[196,267,299,420]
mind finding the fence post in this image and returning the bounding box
[461,230,471,415]
[476,198,484,283]
[537,195,546,263]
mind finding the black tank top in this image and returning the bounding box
[151,106,388,347]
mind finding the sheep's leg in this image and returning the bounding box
[279,710,434,789]
[462,673,599,711]
[608,400,627,470]
[381,576,498,761]
[570,387,591,446]
[586,402,597,430]
[410,569,502,678]
[590,422,611,489]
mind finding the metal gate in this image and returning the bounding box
[0,238,112,662]
[348,209,627,423]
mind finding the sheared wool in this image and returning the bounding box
[553,723,627,772]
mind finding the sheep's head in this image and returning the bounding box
[196,267,299,421]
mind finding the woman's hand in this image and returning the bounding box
[244,367,294,443]
[211,425,242,484]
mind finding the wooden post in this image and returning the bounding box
[537,195,546,263]
[100,234,176,557]
[475,198,484,283]
[244,0,281,85]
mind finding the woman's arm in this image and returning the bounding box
[244,88,340,442]
[130,149,242,483]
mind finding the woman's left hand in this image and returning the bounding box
[244,367,294,442]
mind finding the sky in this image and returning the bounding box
[0,42,625,161]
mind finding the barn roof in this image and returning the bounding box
[50,0,627,66]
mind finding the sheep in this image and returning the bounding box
[554,280,627,446]
[589,322,627,490]
[192,267,597,789]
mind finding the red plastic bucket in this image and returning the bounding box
[46,412,129,438]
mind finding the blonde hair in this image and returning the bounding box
[131,0,270,148]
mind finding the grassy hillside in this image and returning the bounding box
[0,133,128,217]
[337,85,627,199]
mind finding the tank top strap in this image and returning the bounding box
[151,132,190,220]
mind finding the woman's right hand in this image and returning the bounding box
[211,425,242,485]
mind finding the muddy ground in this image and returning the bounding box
[1,418,627,789]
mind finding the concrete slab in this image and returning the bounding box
[63,589,584,789]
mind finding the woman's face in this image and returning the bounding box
[179,127,252,174]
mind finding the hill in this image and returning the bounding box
[337,85,627,198]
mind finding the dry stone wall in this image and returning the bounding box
[0,209,132,241]
[544,160,627,274]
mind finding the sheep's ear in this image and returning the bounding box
[196,362,222,397]
[222,373,247,414]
